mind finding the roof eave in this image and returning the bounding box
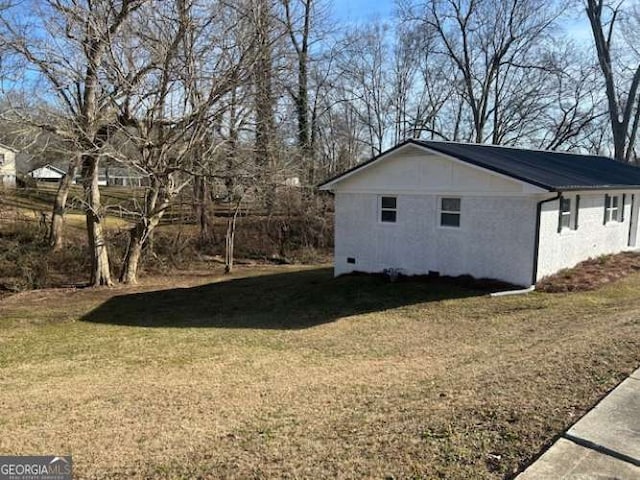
[554,185,640,192]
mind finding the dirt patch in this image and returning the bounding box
[537,251,640,292]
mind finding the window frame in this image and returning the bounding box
[557,194,582,232]
[605,194,622,224]
[559,196,572,231]
[379,195,397,223]
[439,196,461,228]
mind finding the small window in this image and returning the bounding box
[0,154,4,166]
[440,197,461,227]
[605,194,621,223]
[380,196,397,223]
[559,197,571,230]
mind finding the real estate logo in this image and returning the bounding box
[0,456,72,480]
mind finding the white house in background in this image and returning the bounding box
[0,143,18,188]
[319,139,640,287]
[102,165,148,187]
[28,163,148,187]
[29,164,69,183]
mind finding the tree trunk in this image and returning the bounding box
[119,224,145,285]
[224,201,241,274]
[194,175,211,238]
[613,123,627,162]
[119,216,164,285]
[82,155,112,287]
[254,0,276,214]
[586,0,640,162]
[49,155,81,251]
[119,182,170,284]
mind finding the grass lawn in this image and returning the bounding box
[0,266,639,479]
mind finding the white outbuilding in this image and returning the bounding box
[29,164,69,183]
[319,140,640,287]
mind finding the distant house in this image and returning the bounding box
[28,163,148,187]
[102,165,148,187]
[319,139,640,287]
[29,164,69,183]
[0,143,18,188]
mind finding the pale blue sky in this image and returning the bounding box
[331,0,593,42]
[332,0,395,22]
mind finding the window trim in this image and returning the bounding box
[439,196,461,228]
[604,194,622,224]
[557,194,581,233]
[558,196,572,232]
[379,195,397,223]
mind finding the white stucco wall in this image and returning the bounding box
[334,192,539,286]
[536,190,640,281]
[0,146,16,188]
[329,145,545,286]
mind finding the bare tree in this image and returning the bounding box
[389,23,418,144]
[110,0,256,284]
[338,23,393,157]
[280,0,333,185]
[586,0,640,161]
[221,146,257,274]
[282,0,313,172]
[402,0,564,144]
[252,0,279,212]
[391,13,457,141]
[314,72,367,175]
[1,0,147,285]
[532,55,602,151]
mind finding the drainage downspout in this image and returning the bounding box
[531,192,562,286]
[490,285,535,297]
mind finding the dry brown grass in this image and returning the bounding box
[0,266,639,479]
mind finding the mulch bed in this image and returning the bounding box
[537,251,640,293]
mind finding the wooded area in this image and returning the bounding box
[0,0,639,287]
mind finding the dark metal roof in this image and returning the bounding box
[319,139,640,191]
[416,140,640,191]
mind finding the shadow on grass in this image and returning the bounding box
[81,268,502,330]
